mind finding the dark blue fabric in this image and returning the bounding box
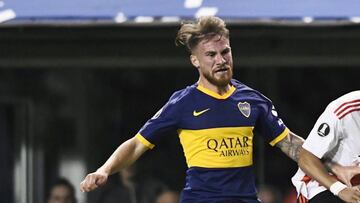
[138,79,287,201]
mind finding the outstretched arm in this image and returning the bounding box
[80,136,149,192]
[298,147,360,203]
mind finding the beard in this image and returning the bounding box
[203,65,233,88]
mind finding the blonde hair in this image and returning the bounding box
[175,16,229,52]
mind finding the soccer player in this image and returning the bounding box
[80,16,305,202]
[292,91,360,203]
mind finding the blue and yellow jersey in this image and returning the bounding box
[136,79,289,202]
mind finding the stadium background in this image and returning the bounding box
[1,1,360,203]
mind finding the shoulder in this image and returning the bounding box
[327,90,360,119]
[167,83,198,105]
[232,79,272,103]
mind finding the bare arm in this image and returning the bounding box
[299,147,338,188]
[274,131,354,177]
[299,147,360,203]
[323,159,360,187]
[275,131,304,162]
[96,137,148,175]
[80,136,149,192]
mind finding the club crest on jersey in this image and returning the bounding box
[271,106,278,117]
[238,102,251,118]
[317,123,330,137]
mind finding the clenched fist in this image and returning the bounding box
[80,171,108,192]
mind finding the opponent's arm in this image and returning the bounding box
[275,131,304,162]
[323,159,360,187]
[275,131,360,186]
[299,147,338,188]
[80,136,148,192]
[298,147,360,203]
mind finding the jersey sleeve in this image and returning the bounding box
[255,98,289,146]
[302,105,340,158]
[136,91,182,149]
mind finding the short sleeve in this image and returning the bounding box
[255,98,288,146]
[136,91,182,148]
[302,106,340,158]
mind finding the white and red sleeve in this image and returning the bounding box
[302,104,341,159]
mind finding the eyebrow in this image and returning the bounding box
[221,47,231,54]
[205,50,216,55]
[204,45,231,56]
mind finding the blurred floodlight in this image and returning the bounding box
[0,9,16,23]
[134,16,154,23]
[350,17,360,23]
[114,12,127,23]
[184,0,203,8]
[195,7,218,18]
[302,16,314,23]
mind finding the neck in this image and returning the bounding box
[198,79,231,95]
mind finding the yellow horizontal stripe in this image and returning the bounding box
[269,128,290,146]
[135,133,155,149]
[178,127,254,168]
[197,85,235,99]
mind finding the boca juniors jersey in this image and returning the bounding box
[136,79,289,202]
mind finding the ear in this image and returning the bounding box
[190,55,200,69]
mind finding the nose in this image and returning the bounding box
[215,54,226,65]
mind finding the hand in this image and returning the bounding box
[338,186,360,203]
[332,164,360,187]
[80,171,108,192]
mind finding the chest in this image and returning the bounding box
[179,98,261,129]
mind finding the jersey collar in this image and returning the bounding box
[197,84,236,99]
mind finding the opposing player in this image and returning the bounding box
[80,16,306,203]
[292,91,360,203]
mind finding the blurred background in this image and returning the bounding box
[1,1,360,203]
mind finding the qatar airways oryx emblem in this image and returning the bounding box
[238,102,251,118]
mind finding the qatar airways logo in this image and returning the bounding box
[207,137,250,157]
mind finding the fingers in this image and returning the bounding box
[345,178,353,187]
[80,174,97,192]
[80,173,106,192]
[95,175,107,186]
[351,187,360,203]
[339,187,360,203]
[352,188,360,203]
